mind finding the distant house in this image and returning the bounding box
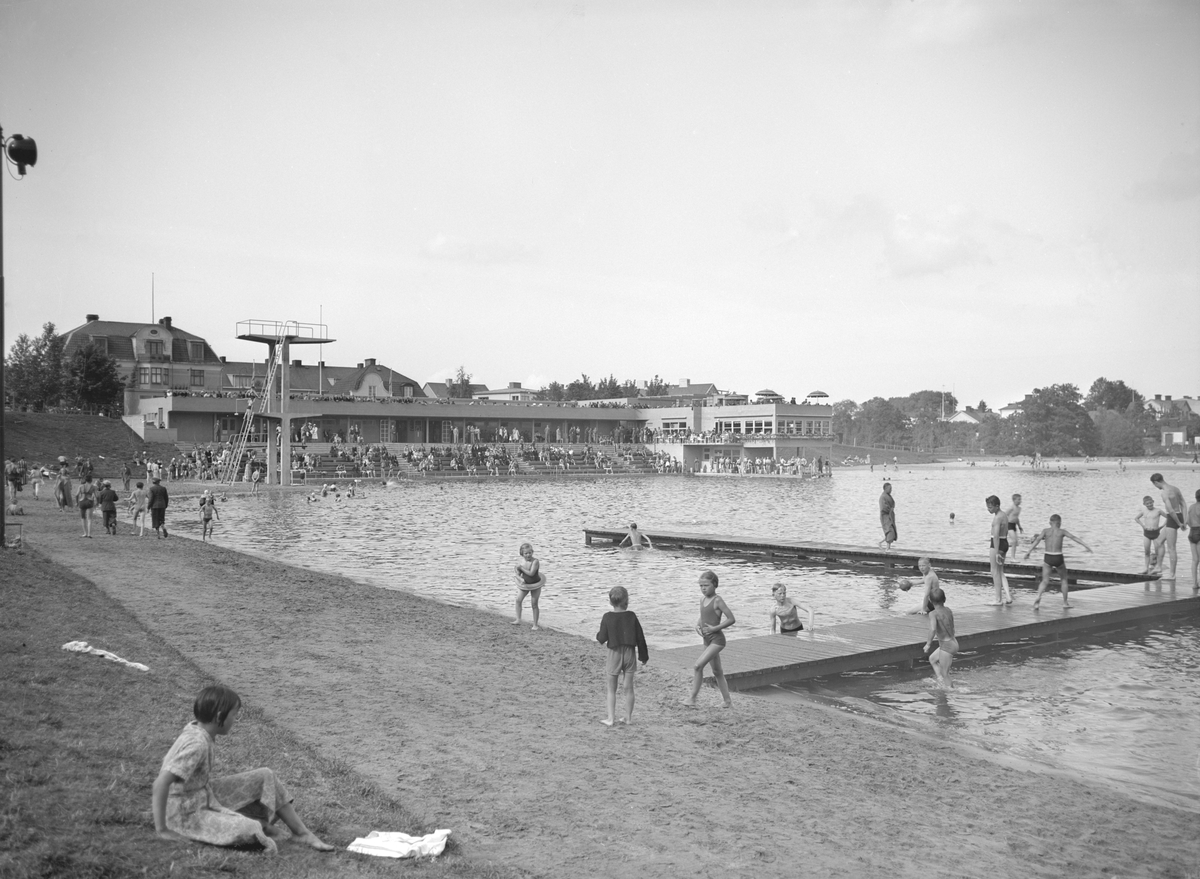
[1146,394,1200,419]
[422,380,490,399]
[475,382,536,402]
[998,397,1029,419]
[941,409,981,424]
[60,314,224,411]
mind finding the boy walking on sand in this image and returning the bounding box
[1025,514,1092,609]
[595,586,648,727]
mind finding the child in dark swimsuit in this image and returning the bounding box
[1025,514,1092,609]
[513,542,545,631]
[684,570,735,708]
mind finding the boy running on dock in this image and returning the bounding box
[1025,514,1093,609]
[1134,497,1170,575]
[595,586,649,726]
[986,496,1014,605]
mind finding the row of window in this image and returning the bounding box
[713,419,830,436]
[137,367,206,387]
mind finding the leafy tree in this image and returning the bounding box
[895,390,957,451]
[566,374,596,401]
[68,342,124,414]
[831,399,859,444]
[539,381,565,402]
[857,397,909,446]
[1084,377,1144,413]
[1092,409,1145,457]
[1012,384,1100,456]
[976,400,990,413]
[976,411,1015,455]
[448,366,473,398]
[4,322,66,411]
[595,374,622,398]
[619,379,640,397]
[644,375,669,396]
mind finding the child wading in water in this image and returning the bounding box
[200,491,220,542]
[513,542,545,630]
[684,570,735,708]
[152,685,333,853]
[922,587,957,689]
[595,585,649,727]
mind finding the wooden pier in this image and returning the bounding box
[582,527,1153,586]
[650,580,1200,690]
[586,527,1199,689]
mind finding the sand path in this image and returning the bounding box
[23,500,1196,878]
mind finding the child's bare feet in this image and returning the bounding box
[722,701,732,709]
[1062,602,1072,608]
[511,618,521,625]
[295,833,334,852]
[531,624,540,631]
[681,698,697,708]
[600,719,614,727]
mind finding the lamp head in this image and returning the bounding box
[6,134,37,175]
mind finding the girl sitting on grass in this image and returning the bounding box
[152,685,333,854]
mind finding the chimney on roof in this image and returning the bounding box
[680,378,689,387]
[319,361,325,367]
[292,359,302,367]
[1165,395,1172,401]
[365,358,376,367]
[159,316,172,328]
[86,313,99,322]
[220,356,226,363]
[1156,394,1162,400]
[508,381,521,389]
[357,362,364,369]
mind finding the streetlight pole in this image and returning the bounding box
[1,125,38,550]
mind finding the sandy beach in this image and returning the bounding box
[14,496,1197,879]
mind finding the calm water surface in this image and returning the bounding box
[188,465,1200,811]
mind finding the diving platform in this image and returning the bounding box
[582,527,1153,586]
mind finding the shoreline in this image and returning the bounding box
[12,499,1198,877]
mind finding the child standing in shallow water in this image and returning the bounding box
[922,587,957,689]
[152,685,332,853]
[513,542,545,630]
[596,586,649,727]
[684,570,735,708]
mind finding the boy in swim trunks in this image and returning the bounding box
[618,523,653,550]
[986,495,1014,605]
[1025,514,1093,609]
[595,585,649,727]
[1150,473,1188,580]
[770,583,814,633]
[903,557,942,615]
[1134,497,1170,575]
[922,587,957,689]
[1004,494,1023,561]
[1187,490,1200,589]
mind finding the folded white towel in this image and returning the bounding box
[61,641,150,672]
[347,828,451,859]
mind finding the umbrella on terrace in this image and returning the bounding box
[805,390,829,399]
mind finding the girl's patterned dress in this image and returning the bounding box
[160,721,290,852]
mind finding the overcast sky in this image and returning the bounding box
[2,0,1197,408]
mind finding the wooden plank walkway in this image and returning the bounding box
[652,580,1200,690]
[583,527,1154,586]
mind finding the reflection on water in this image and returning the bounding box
[181,466,1200,811]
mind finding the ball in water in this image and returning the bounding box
[898,579,913,592]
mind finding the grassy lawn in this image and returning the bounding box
[0,545,523,879]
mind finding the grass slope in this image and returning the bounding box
[4,412,179,477]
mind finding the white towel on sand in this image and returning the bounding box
[347,829,451,859]
[61,641,150,672]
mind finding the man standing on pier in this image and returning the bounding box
[1150,473,1188,580]
[879,483,897,550]
[986,495,1014,605]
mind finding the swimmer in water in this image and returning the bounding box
[513,542,545,630]
[922,587,957,689]
[1025,514,1092,609]
[769,583,813,634]
[618,522,653,550]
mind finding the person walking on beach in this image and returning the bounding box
[986,495,1014,605]
[1150,473,1188,580]
[684,570,735,709]
[1005,493,1024,561]
[122,461,132,492]
[1134,497,1170,575]
[55,465,73,513]
[200,491,220,542]
[129,481,149,537]
[1025,514,1093,609]
[97,480,120,536]
[152,685,333,853]
[769,583,813,634]
[596,585,649,727]
[148,477,170,539]
[879,483,897,550]
[922,588,957,689]
[618,523,653,550]
[76,474,97,538]
[513,542,544,630]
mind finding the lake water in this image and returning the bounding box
[187,464,1200,811]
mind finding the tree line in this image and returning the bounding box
[832,379,1196,457]
[448,366,671,401]
[4,323,124,415]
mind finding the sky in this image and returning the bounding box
[2,0,1197,409]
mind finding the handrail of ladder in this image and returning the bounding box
[220,325,289,485]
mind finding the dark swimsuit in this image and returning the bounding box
[991,537,1009,554]
[1163,512,1182,530]
[1144,528,1161,540]
[1044,553,1065,567]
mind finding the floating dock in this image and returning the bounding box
[582,527,1153,586]
[585,527,1198,690]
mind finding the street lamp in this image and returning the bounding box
[2,127,39,550]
